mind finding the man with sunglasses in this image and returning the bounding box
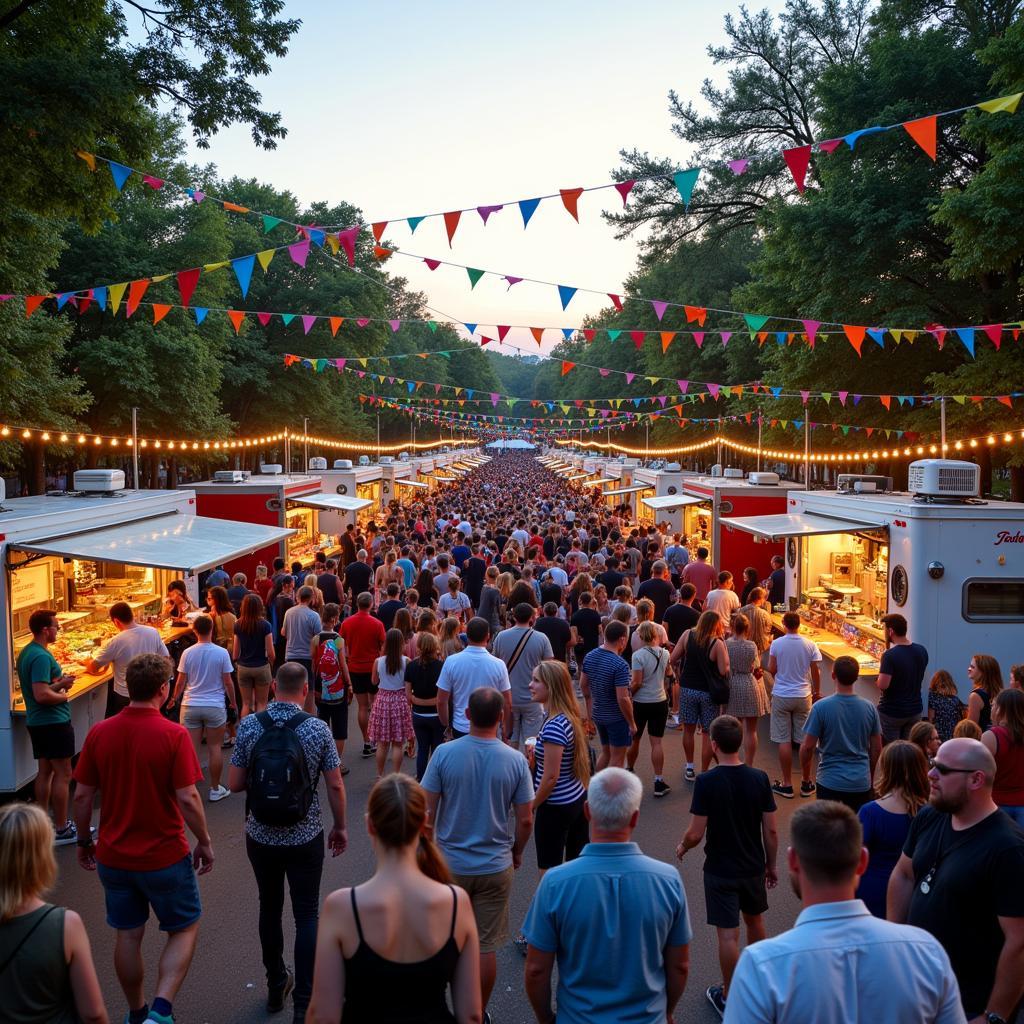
[888,738,1024,1024]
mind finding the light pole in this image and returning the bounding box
[303,416,309,472]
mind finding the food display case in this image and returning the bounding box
[1,489,294,791]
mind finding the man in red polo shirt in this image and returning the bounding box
[339,590,386,759]
[73,652,214,1024]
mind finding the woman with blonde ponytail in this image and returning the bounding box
[307,774,481,1024]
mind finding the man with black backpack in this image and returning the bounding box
[228,662,348,1023]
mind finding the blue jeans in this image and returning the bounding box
[246,832,324,1014]
[999,804,1024,827]
[413,712,445,780]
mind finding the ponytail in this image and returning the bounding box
[416,832,452,884]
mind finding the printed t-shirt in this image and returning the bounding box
[73,706,202,871]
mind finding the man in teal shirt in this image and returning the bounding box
[17,608,78,844]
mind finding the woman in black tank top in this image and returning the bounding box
[307,775,481,1024]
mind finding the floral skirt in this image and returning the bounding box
[368,688,414,743]
[726,673,771,719]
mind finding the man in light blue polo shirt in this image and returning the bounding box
[523,768,692,1024]
[436,617,511,739]
[723,801,964,1024]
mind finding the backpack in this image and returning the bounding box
[246,711,314,827]
[317,636,345,701]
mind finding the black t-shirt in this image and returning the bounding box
[570,608,602,655]
[595,569,625,595]
[663,602,700,645]
[637,577,675,623]
[344,561,373,598]
[905,805,1024,1015]
[690,764,776,878]
[878,642,928,717]
[543,536,555,560]
[539,582,563,607]
[768,568,786,608]
[316,572,341,605]
[270,594,294,641]
[234,618,273,667]
[404,658,443,704]
[535,616,572,663]
[463,557,487,598]
[377,599,404,631]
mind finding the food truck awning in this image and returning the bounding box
[603,484,655,497]
[394,479,428,490]
[588,477,617,486]
[12,514,295,574]
[289,494,375,513]
[566,473,589,481]
[435,476,457,482]
[723,512,889,542]
[642,494,707,511]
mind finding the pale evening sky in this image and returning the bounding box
[174,0,786,357]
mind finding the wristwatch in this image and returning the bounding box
[985,1013,1007,1024]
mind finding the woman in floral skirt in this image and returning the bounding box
[725,612,770,766]
[369,628,414,779]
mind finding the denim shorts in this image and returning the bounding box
[97,854,201,932]
[595,717,632,748]
[181,703,227,730]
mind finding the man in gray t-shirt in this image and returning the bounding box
[491,603,553,749]
[423,688,533,1018]
[799,655,881,812]
[281,586,323,678]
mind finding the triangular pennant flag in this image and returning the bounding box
[997,395,1013,408]
[288,240,310,267]
[519,197,541,227]
[661,331,676,352]
[955,327,975,356]
[25,295,45,317]
[193,307,208,324]
[613,180,636,206]
[782,145,812,193]
[443,210,461,246]
[262,215,283,233]
[903,115,937,160]
[802,319,821,346]
[227,310,246,334]
[867,328,886,348]
[257,312,272,326]
[607,329,621,343]
[983,324,1002,349]
[843,324,866,355]
[106,283,127,316]
[55,291,74,311]
[684,305,707,326]
[819,138,844,154]
[329,317,343,337]
[337,226,360,266]
[977,92,1023,114]
[744,313,770,337]
[559,187,584,221]
[562,328,574,341]
[672,167,700,208]
[727,158,749,175]
[422,258,442,272]
[108,161,132,191]
[126,279,150,317]
[143,174,164,190]
[427,321,438,333]
[693,332,705,348]
[302,315,317,335]
[371,222,388,243]
[880,395,891,410]
[232,255,255,297]
[630,330,646,349]
[838,391,849,406]
[651,299,669,322]
[720,331,732,346]
[530,327,544,345]
[151,303,172,325]
[222,200,248,213]
[582,328,596,343]
[476,204,503,225]
[504,276,523,287]
[845,126,887,149]
[256,249,275,272]
[282,313,296,326]
[308,229,326,248]
[607,293,623,312]
[496,324,511,342]
[707,383,720,399]
[189,189,205,204]
[92,286,107,311]
[557,285,577,310]
[800,390,810,404]
[176,268,201,307]
[561,361,575,376]
[467,267,485,289]
[203,260,228,273]
[407,216,425,233]
[76,150,96,172]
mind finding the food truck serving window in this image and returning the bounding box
[962,578,1024,622]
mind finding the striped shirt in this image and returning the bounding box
[583,647,631,724]
[534,714,586,805]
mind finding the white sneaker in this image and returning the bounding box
[209,785,231,803]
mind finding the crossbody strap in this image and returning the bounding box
[0,906,57,977]
[506,628,535,673]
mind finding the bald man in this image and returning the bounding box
[888,739,1024,1023]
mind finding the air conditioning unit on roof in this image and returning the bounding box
[908,460,979,499]
[723,468,744,479]
[333,459,353,470]
[308,457,327,471]
[837,473,894,494]
[213,470,249,483]
[748,472,781,486]
[260,464,282,475]
[74,469,125,492]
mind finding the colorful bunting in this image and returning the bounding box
[126,279,149,317]
[108,162,132,192]
[672,168,700,208]
[782,146,812,193]
[519,198,541,227]
[560,188,584,221]
[903,115,937,160]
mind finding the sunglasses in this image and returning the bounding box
[928,759,978,776]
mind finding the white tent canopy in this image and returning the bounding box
[487,439,536,449]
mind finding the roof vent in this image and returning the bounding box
[908,459,980,499]
[73,469,126,493]
[333,459,353,470]
[379,456,394,465]
[748,472,781,486]
[837,473,894,495]
[710,464,723,477]
[664,462,681,472]
[358,456,371,466]
[213,470,250,483]
[723,467,744,479]
[260,464,282,476]
[308,457,327,471]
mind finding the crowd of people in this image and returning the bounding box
[4,450,1024,1024]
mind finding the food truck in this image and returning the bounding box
[672,472,802,585]
[191,466,374,583]
[1,474,293,792]
[720,460,1024,691]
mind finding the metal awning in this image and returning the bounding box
[603,484,655,497]
[567,473,589,481]
[642,494,707,511]
[12,514,295,574]
[587,477,617,486]
[722,512,889,542]
[290,494,374,513]
[394,479,428,490]
[435,475,458,482]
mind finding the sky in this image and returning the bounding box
[172,0,785,357]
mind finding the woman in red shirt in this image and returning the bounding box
[982,688,1024,828]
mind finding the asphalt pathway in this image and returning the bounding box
[54,708,842,1024]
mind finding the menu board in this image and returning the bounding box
[11,562,53,611]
